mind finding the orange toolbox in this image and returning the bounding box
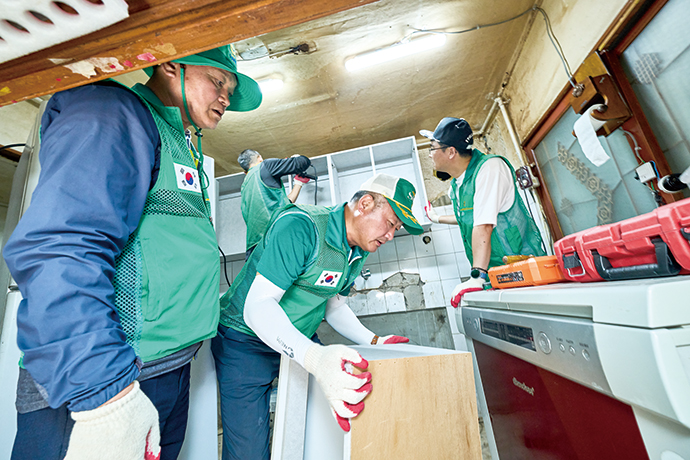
[488,255,568,289]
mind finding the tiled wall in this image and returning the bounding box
[219,203,471,352]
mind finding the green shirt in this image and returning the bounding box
[257,204,363,295]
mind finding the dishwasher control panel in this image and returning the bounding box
[462,307,612,395]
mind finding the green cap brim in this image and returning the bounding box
[143,54,262,112]
[384,197,424,235]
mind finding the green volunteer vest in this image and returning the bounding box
[112,86,220,362]
[220,203,368,340]
[450,150,545,268]
[241,164,291,251]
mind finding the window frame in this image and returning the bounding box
[522,0,678,241]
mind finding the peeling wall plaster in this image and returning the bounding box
[505,0,629,140]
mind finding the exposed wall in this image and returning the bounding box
[505,0,630,140]
[0,101,38,147]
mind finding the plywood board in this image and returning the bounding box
[350,353,482,460]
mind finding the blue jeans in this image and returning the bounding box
[212,325,322,460]
[11,363,191,460]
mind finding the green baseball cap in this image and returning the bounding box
[359,173,424,235]
[144,44,262,112]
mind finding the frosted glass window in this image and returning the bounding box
[620,0,690,198]
[533,109,657,236]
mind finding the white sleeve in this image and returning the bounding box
[472,158,515,227]
[324,295,376,345]
[244,274,315,367]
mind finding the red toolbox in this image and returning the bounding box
[656,197,690,270]
[554,229,605,282]
[554,198,690,282]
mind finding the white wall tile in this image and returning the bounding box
[422,281,444,308]
[367,290,387,315]
[436,253,459,280]
[430,221,450,232]
[394,235,416,260]
[365,249,380,264]
[417,256,440,282]
[377,240,398,263]
[359,263,383,289]
[450,226,464,252]
[432,229,455,255]
[441,278,461,305]
[347,293,368,316]
[380,261,400,281]
[398,258,419,274]
[456,252,472,278]
[385,291,406,313]
[413,233,435,258]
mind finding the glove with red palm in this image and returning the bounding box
[424,201,440,223]
[303,344,372,432]
[371,334,409,345]
[65,381,160,460]
[295,174,310,184]
[450,277,485,308]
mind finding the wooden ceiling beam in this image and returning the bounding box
[0,0,378,107]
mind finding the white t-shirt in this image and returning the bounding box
[450,157,515,227]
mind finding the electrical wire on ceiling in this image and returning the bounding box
[238,43,310,61]
[406,6,577,88]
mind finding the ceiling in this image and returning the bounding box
[113,0,537,177]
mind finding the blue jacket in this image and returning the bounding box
[3,81,161,411]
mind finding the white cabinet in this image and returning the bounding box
[215,136,430,258]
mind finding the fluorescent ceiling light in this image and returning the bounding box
[258,78,284,92]
[345,33,446,72]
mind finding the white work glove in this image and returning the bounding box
[371,334,409,345]
[450,277,486,308]
[424,201,440,223]
[303,344,372,432]
[65,381,161,460]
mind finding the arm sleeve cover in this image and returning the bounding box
[244,274,316,366]
[324,295,375,345]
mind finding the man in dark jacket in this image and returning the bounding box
[3,44,261,460]
[238,149,312,259]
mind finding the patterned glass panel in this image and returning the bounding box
[620,0,690,198]
[533,109,657,236]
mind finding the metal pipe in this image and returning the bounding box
[476,98,500,137]
[496,97,530,166]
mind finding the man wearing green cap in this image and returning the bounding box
[212,173,423,460]
[3,44,261,460]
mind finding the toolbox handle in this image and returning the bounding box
[592,238,681,280]
[561,253,586,277]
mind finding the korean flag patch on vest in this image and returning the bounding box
[174,163,201,194]
[315,270,342,287]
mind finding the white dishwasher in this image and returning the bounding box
[458,276,690,460]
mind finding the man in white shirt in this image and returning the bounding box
[422,117,545,306]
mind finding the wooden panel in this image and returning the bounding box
[0,0,378,107]
[350,353,482,460]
